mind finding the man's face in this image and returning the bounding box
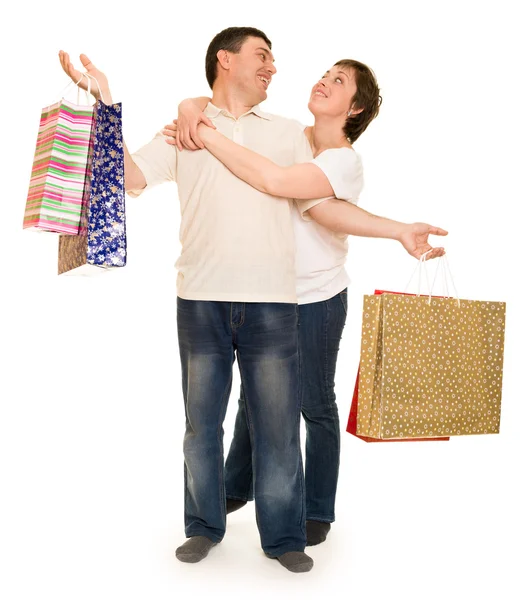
[308,66,358,118]
[228,37,277,104]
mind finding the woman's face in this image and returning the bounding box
[308,65,357,118]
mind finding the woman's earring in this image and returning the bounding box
[347,110,353,117]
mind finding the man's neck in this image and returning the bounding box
[211,86,257,119]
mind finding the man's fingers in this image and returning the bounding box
[59,52,71,79]
[79,53,94,71]
[63,52,76,77]
[59,51,75,80]
[62,53,85,86]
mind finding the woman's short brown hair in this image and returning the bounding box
[335,59,382,143]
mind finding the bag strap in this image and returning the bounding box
[58,73,91,105]
[405,252,461,307]
[82,72,106,104]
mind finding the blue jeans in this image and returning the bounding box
[176,298,306,556]
[225,290,348,523]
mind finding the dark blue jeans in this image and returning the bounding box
[225,290,348,523]
[176,298,305,556]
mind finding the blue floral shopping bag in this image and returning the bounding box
[58,99,126,275]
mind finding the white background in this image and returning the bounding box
[1,1,522,598]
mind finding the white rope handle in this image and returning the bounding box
[442,254,461,308]
[58,73,91,104]
[429,255,442,303]
[404,250,432,296]
[82,72,106,104]
[405,251,460,307]
[428,254,461,307]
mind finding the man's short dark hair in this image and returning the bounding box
[205,27,272,88]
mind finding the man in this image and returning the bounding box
[166,56,446,548]
[59,27,326,573]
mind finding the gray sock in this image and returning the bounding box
[266,551,314,573]
[226,498,247,514]
[306,520,331,546]
[175,536,217,563]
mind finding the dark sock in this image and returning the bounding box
[175,536,217,563]
[306,520,331,546]
[226,498,247,514]
[265,551,314,573]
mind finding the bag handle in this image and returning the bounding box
[404,250,432,297]
[82,72,106,104]
[405,252,460,307]
[58,73,91,105]
[57,72,106,105]
[429,254,460,307]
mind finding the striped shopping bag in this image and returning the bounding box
[23,78,95,234]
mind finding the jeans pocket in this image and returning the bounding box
[338,290,348,315]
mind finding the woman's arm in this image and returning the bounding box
[198,125,335,200]
[175,97,214,150]
[308,199,447,259]
[162,118,447,258]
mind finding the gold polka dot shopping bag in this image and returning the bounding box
[350,259,506,440]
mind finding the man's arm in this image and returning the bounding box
[308,199,447,259]
[59,51,147,192]
[123,141,146,192]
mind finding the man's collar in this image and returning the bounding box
[250,105,272,121]
[204,102,272,121]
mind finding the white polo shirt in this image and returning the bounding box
[128,103,316,303]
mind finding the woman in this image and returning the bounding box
[164,59,446,546]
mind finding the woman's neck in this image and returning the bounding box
[305,115,351,157]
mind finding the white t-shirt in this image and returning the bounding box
[294,142,364,305]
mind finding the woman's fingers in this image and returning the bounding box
[201,115,216,129]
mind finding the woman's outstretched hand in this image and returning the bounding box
[398,223,448,259]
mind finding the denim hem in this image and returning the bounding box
[264,545,307,558]
[226,494,251,502]
[306,515,335,523]
[184,530,224,544]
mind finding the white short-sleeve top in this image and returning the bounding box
[294,139,364,305]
